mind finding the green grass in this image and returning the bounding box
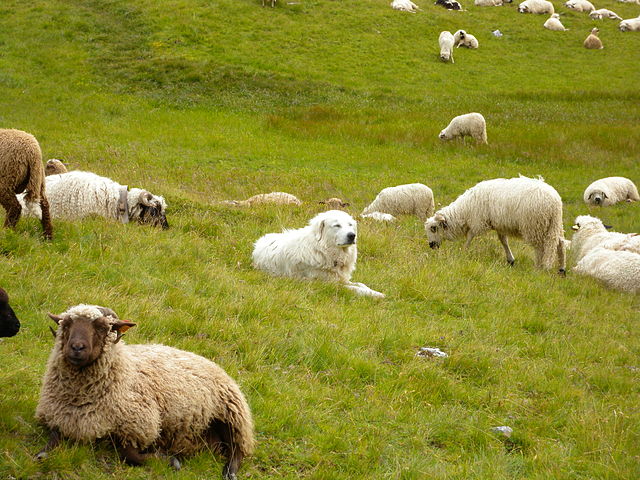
[1,0,639,478]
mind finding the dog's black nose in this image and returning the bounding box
[429,241,439,249]
[347,232,356,243]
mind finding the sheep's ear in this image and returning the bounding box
[318,201,325,205]
[603,224,613,230]
[111,321,136,333]
[47,313,64,325]
[343,202,350,207]
[442,220,449,230]
[587,192,594,200]
[602,192,608,199]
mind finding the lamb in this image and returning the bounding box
[222,192,302,207]
[544,13,568,30]
[570,215,640,262]
[45,159,68,176]
[565,0,595,12]
[439,31,456,63]
[360,212,397,222]
[619,16,640,31]
[424,176,566,272]
[583,177,639,206]
[589,8,622,20]
[36,304,254,479]
[574,248,640,293]
[391,0,420,12]
[0,129,52,239]
[439,112,488,144]
[361,183,435,222]
[584,27,604,48]
[435,0,463,9]
[0,288,20,338]
[319,198,350,209]
[453,30,479,48]
[518,0,555,14]
[17,170,169,228]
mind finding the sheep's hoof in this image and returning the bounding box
[508,259,515,267]
[558,268,566,277]
[169,457,181,471]
[35,451,48,461]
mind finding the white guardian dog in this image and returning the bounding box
[252,210,384,298]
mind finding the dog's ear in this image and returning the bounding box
[315,219,325,241]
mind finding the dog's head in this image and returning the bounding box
[310,210,357,248]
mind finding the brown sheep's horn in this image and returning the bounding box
[47,313,63,325]
[138,191,155,207]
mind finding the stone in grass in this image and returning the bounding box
[416,347,448,358]
[491,426,513,438]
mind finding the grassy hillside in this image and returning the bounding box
[1,0,639,478]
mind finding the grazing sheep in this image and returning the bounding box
[439,31,456,63]
[518,0,554,14]
[36,304,255,479]
[584,28,604,48]
[589,8,622,19]
[319,198,350,209]
[565,0,595,11]
[360,212,397,222]
[45,159,68,176]
[570,215,640,262]
[252,210,384,298]
[391,0,420,12]
[544,13,568,30]
[435,0,463,8]
[0,288,20,338]
[425,176,566,272]
[361,184,435,222]
[439,112,488,144]
[454,30,479,48]
[619,16,640,31]
[574,248,640,293]
[18,171,169,228]
[0,129,52,239]
[222,192,302,207]
[583,177,639,206]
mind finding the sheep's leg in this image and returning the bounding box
[39,196,53,240]
[209,421,244,480]
[464,231,475,248]
[0,190,22,228]
[35,428,61,460]
[497,233,515,266]
[117,442,150,466]
[557,238,566,276]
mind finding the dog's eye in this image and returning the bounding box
[430,226,437,233]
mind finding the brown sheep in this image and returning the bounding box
[45,159,68,176]
[0,129,52,239]
[584,28,604,49]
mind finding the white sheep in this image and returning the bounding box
[565,0,595,12]
[439,31,455,63]
[17,170,169,228]
[475,0,505,6]
[589,8,622,19]
[454,30,479,48]
[425,175,566,272]
[583,177,639,206]
[574,248,640,293]
[570,215,640,262]
[361,184,435,222]
[222,192,302,207]
[518,0,554,13]
[391,0,420,12]
[36,305,255,479]
[619,16,640,31]
[360,212,397,222]
[439,112,487,144]
[544,13,568,30]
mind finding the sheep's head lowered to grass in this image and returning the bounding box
[425,213,451,249]
[48,306,135,369]
[128,189,169,229]
[0,288,20,338]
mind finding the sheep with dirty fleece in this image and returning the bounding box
[425,176,566,272]
[222,191,302,207]
[439,112,487,144]
[518,0,554,13]
[574,248,640,293]
[589,8,622,20]
[570,215,640,262]
[45,159,68,176]
[583,177,639,206]
[544,13,568,30]
[18,170,169,228]
[453,30,479,48]
[361,183,434,222]
[619,16,640,31]
[439,31,456,63]
[584,28,604,49]
[391,0,420,12]
[0,288,20,338]
[0,129,52,239]
[36,304,254,480]
[252,210,384,298]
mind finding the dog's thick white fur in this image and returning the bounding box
[252,210,384,298]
